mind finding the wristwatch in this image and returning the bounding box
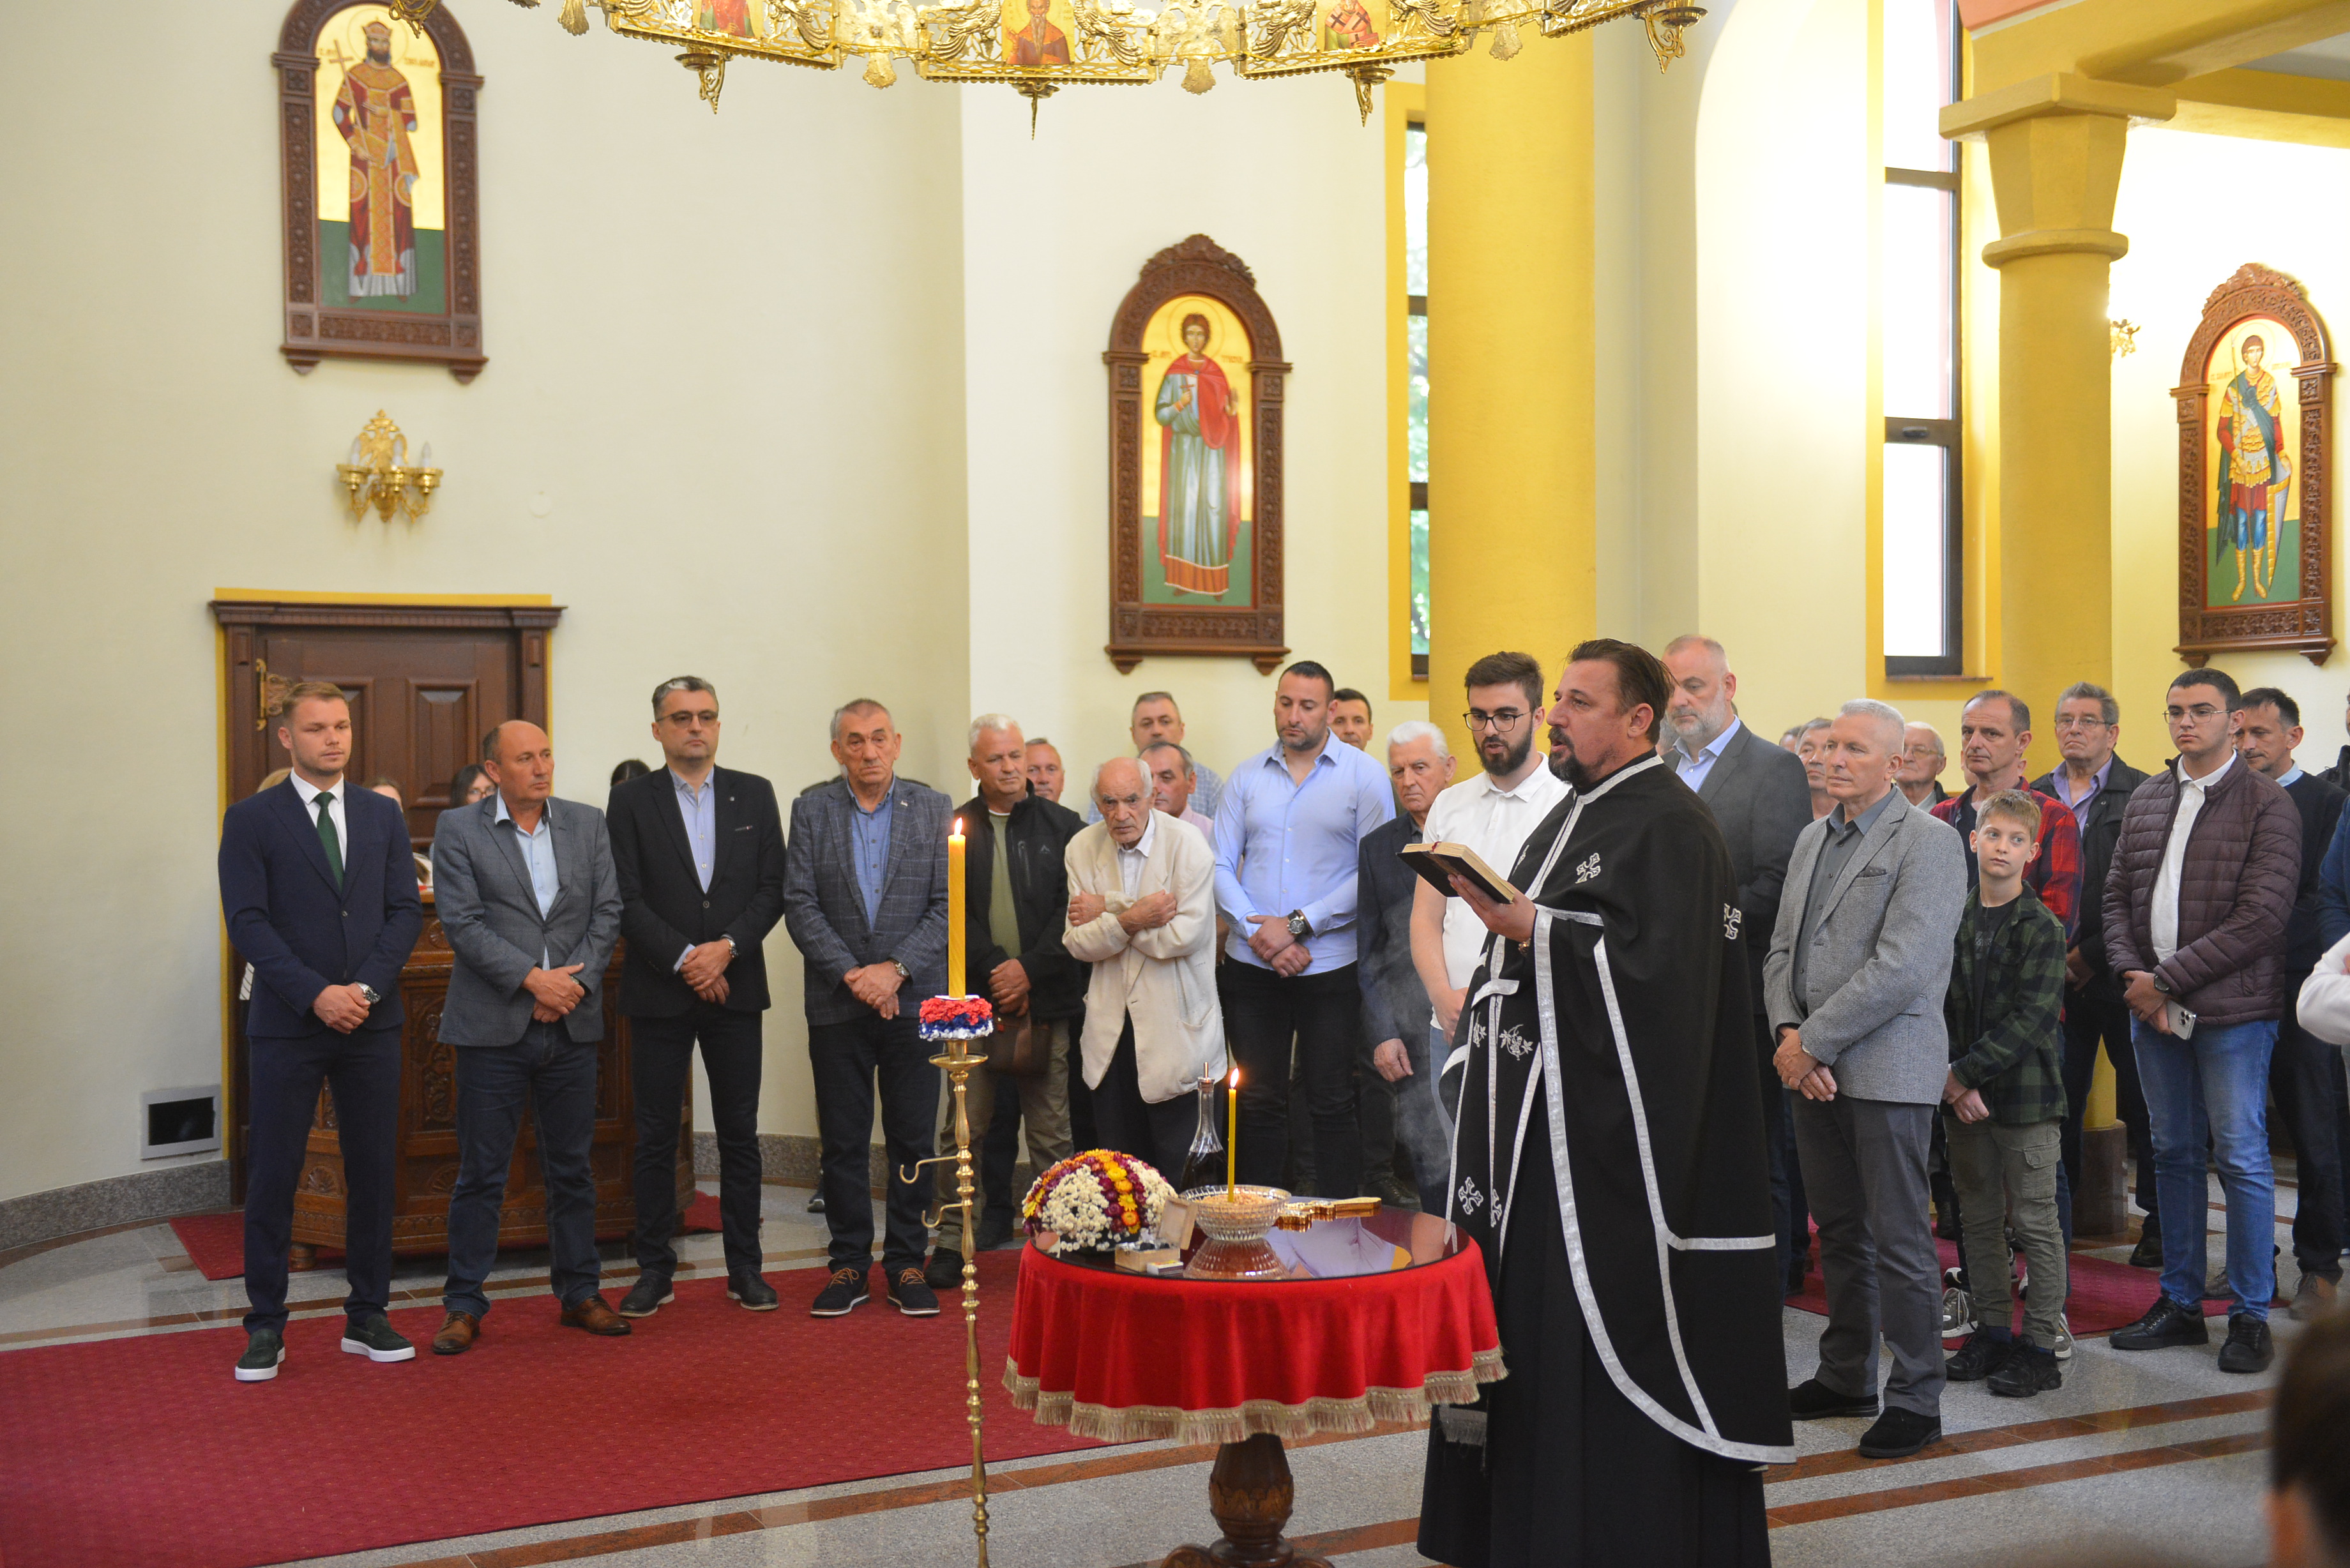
[2152,974,2173,996]
[891,958,911,981]
[722,935,738,960]
[1286,910,1312,940]
[354,983,382,1006]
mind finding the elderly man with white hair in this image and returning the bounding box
[1064,756,1225,1178]
[1764,698,1967,1461]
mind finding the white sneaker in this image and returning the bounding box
[1941,1285,1975,1338]
[2051,1313,2073,1361]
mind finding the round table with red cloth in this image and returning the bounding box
[1003,1226,1503,1446]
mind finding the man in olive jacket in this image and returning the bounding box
[2103,668,2301,1376]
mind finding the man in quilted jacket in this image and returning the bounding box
[2104,667,2301,1375]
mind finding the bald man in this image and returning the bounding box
[428,720,628,1353]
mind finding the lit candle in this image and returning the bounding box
[1226,1066,1239,1196]
[948,817,966,1000]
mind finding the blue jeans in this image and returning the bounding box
[443,1022,603,1319]
[2133,1017,2278,1322]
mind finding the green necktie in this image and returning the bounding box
[316,792,345,890]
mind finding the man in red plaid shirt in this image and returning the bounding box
[1932,692,2084,937]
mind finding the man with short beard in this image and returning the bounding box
[1413,651,1565,1136]
[1421,640,1790,1565]
[1662,634,1814,1293]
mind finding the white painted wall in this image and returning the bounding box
[0,3,969,1202]
[2109,126,2350,771]
[957,81,1416,805]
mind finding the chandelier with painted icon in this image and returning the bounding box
[391,0,1701,120]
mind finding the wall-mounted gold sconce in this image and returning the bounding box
[337,410,443,522]
[2110,319,2140,358]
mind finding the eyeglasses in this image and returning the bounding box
[661,708,719,725]
[1463,708,1530,732]
[2052,716,2110,731]
[2164,705,2225,721]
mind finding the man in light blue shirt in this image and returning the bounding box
[1212,660,1395,1197]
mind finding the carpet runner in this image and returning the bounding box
[0,1251,1098,1568]
[1784,1233,2233,1338]
[169,1192,724,1281]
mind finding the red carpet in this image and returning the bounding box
[0,1251,1102,1568]
[169,1193,724,1281]
[1784,1234,2232,1338]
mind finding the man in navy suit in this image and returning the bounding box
[218,682,423,1382]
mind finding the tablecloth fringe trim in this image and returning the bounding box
[1001,1348,1506,1446]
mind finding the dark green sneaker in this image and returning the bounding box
[339,1314,416,1364]
[236,1327,285,1382]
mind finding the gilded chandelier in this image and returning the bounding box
[404,0,1699,120]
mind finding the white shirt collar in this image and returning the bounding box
[290,773,340,806]
[1679,714,1743,766]
[1117,811,1160,858]
[1483,760,1559,801]
[2178,752,2236,792]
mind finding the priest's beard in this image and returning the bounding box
[1480,727,1535,781]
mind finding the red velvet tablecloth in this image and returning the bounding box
[1003,1238,1505,1445]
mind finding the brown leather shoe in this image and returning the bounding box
[2293,1274,2340,1321]
[431,1311,480,1356]
[560,1294,632,1336]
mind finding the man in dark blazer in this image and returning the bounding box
[923,715,1084,1289]
[1357,720,1453,1207]
[783,699,953,1318]
[2029,681,2157,1262]
[218,682,423,1382]
[608,677,789,1318]
[1663,635,1816,1292]
[427,721,628,1354]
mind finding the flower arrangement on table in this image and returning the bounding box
[1021,1150,1178,1255]
[918,994,995,1043]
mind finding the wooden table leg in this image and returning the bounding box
[287,1243,317,1273]
[1158,1433,1335,1568]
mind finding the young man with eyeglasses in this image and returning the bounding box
[1410,652,1567,1136]
[2028,682,2160,1267]
[2105,668,2301,1373]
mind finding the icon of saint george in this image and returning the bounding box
[2216,333,2291,602]
[1155,313,1245,596]
[332,20,422,301]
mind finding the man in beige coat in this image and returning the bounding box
[1065,757,1225,1177]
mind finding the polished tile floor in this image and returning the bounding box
[0,1175,2303,1567]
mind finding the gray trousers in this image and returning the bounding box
[1944,1114,2066,1348]
[1793,1094,1944,1418]
[934,1020,1073,1255]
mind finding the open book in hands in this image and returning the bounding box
[1398,841,1520,904]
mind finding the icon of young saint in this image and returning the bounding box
[332,20,423,300]
[2216,333,2293,603]
[1155,312,1245,597]
[1323,0,1379,49]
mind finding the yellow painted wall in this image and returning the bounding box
[2109,126,2350,771]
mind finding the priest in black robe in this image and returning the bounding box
[1420,638,1793,1568]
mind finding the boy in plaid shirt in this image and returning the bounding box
[1940,789,2070,1397]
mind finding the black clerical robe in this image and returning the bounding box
[1421,753,1793,1568]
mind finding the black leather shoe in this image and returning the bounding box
[975,1213,1019,1251]
[2128,1229,2164,1269]
[1858,1408,1943,1459]
[727,1272,780,1311]
[618,1277,674,1318]
[1986,1343,2061,1398]
[1943,1332,2014,1383]
[1788,1376,1878,1421]
[925,1248,967,1291]
[2217,1313,2275,1374]
[2111,1295,2210,1352]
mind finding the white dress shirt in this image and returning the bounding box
[1116,811,1159,901]
[289,771,348,857]
[1418,759,1569,1019]
[2151,751,2234,964]
[1672,715,1745,795]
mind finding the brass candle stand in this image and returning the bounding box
[908,1037,991,1567]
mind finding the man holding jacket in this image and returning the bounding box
[2105,668,2300,1375]
[925,715,1084,1290]
[607,677,789,1318]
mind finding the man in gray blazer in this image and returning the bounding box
[1664,635,1816,1292]
[1765,698,1967,1461]
[427,721,628,1353]
[783,699,953,1319]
